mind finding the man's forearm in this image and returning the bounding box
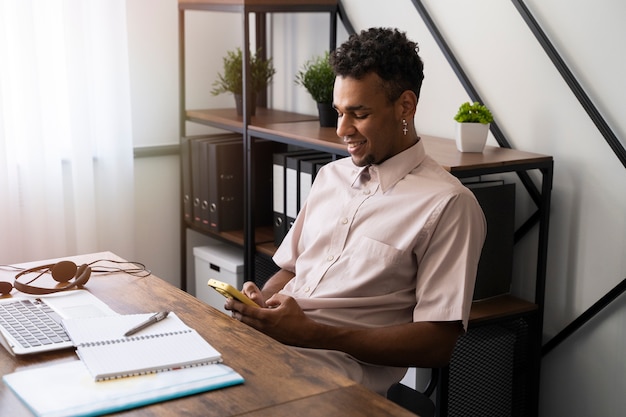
[305,320,462,368]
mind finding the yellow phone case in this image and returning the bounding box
[207,279,259,307]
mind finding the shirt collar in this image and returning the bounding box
[350,165,372,188]
[372,139,426,193]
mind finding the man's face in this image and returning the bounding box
[333,73,404,167]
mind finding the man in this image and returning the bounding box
[226,27,486,395]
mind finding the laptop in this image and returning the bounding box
[0,290,118,356]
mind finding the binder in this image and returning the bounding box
[273,152,287,246]
[465,181,516,300]
[189,134,240,231]
[285,152,327,230]
[207,139,244,232]
[181,136,193,225]
[190,136,284,234]
[272,150,321,246]
[299,156,332,209]
[190,137,205,227]
[252,140,287,228]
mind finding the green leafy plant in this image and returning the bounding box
[454,102,494,124]
[295,51,335,104]
[211,48,276,96]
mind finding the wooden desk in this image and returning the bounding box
[0,252,416,417]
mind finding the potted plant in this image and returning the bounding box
[211,48,276,116]
[295,51,337,127]
[453,101,494,152]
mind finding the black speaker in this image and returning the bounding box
[446,316,532,417]
[254,253,280,289]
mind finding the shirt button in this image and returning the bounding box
[304,287,310,293]
[327,255,334,261]
[363,189,371,195]
[341,218,348,225]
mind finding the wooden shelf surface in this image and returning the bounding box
[186,108,318,133]
[469,294,537,325]
[250,120,347,154]
[421,135,553,175]
[187,224,273,247]
[179,0,337,12]
[181,0,336,4]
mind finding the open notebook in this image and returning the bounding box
[62,312,222,381]
[4,360,244,417]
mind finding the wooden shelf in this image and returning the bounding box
[186,108,318,133]
[469,295,537,325]
[250,120,347,154]
[421,135,553,177]
[186,224,273,247]
[179,0,338,13]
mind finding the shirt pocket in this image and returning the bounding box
[354,236,403,265]
[342,237,412,293]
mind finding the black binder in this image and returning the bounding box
[285,152,327,229]
[272,150,325,246]
[188,134,240,231]
[465,182,516,300]
[207,139,244,233]
[251,141,287,228]
[190,137,205,227]
[299,156,332,209]
[181,136,193,225]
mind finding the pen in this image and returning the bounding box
[124,311,170,337]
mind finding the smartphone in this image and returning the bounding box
[207,279,259,307]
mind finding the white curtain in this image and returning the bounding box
[0,0,134,264]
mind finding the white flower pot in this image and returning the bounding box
[455,122,490,152]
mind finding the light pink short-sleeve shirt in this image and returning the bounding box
[272,140,486,394]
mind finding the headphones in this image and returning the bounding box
[0,261,91,296]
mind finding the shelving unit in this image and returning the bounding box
[178,0,340,284]
[178,3,553,415]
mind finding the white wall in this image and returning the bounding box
[126,0,626,414]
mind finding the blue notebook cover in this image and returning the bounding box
[3,360,244,417]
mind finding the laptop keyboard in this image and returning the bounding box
[0,299,70,349]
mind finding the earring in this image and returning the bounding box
[402,119,408,136]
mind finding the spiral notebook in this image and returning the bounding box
[62,312,222,381]
[4,360,244,417]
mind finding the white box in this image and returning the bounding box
[193,244,244,314]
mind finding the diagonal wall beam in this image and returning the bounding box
[511,0,626,170]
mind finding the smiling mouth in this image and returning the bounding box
[346,140,366,151]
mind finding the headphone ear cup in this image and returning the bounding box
[74,265,91,287]
[0,281,13,296]
[51,261,78,283]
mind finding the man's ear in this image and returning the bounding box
[396,90,418,119]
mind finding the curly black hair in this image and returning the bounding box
[330,27,424,103]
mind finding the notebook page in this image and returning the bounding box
[63,312,190,345]
[75,329,222,380]
[63,312,222,380]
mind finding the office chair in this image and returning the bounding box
[387,368,438,417]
